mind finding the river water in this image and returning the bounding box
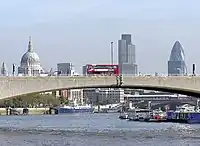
[0,113,199,146]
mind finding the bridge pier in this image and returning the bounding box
[5,107,14,115]
[52,91,56,97]
[48,107,58,115]
[52,90,62,97]
[6,107,9,115]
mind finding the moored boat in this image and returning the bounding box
[152,108,167,120]
[128,108,151,121]
[166,104,200,124]
[57,104,94,114]
[119,112,129,119]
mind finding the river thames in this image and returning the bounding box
[0,113,199,146]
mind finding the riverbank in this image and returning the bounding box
[0,108,50,115]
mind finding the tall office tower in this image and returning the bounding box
[1,62,8,76]
[168,41,187,76]
[82,65,88,75]
[122,34,132,45]
[118,39,127,65]
[118,34,138,75]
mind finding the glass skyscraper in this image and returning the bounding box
[118,34,138,75]
[168,41,187,76]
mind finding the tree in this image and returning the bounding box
[0,93,62,108]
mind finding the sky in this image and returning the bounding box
[0,0,200,74]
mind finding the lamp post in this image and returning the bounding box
[110,42,114,66]
[116,75,119,86]
[192,63,196,76]
[12,64,15,76]
[119,75,123,86]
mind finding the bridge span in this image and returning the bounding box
[1,76,200,99]
[125,94,196,101]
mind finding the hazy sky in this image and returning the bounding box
[0,0,200,74]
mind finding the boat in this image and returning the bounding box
[146,108,167,122]
[94,103,122,113]
[119,112,129,119]
[166,104,200,124]
[107,109,120,113]
[152,108,167,120]
[127,108,151,121]
[56,100,94,114]
[57,105,94,114]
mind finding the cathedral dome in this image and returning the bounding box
[20,37,41,67]
[21,51,40,66]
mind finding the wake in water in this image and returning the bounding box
[0,123,199,141]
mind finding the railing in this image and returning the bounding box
[0,73,200,77]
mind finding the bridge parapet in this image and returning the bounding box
[123,76,200,92]
[0,76,116,99]
[0,76,200,99]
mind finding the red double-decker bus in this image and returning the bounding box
[86,64,119,76]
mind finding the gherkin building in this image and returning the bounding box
[168,41,187,76]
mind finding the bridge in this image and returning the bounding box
[124,94,196,101]
[1,76,200,99]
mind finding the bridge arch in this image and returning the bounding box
[5,85,200,100]
[67,85,200,97]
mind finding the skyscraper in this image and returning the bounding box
[168,41,187,76]
[122,34,132,45]
[1,62,8,76]
[118,34,138,75]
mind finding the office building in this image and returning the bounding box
[57,63,72,75]
[82,65,87,75]
[83,88,124,105]
[57,63,78,76]
[67,89,84,105]
[1,62,8,76]
[168,41,187,76]
[118,34,138,75]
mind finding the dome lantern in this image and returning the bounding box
[28,36,34,52]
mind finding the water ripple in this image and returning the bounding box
[0,114,199,146]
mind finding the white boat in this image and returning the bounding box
[128,108,151,121]
[152,108,167,119]
[57,104,93,114]
[57,100,93,114]
[119,112,129,119]
[174,104,196,113]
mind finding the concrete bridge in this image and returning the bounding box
[1,76,200,99]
